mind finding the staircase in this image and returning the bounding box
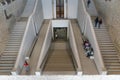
[0,21,26,75]
[43,40,76,75]
[94,25,120,74]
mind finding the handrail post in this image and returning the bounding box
[35,69,42,76]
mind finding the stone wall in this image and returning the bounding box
[93,0,120,55]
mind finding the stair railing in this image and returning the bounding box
[69,21,82,75]
[77,0,107,74]
[35,20,52,75]
[11,0,43,75]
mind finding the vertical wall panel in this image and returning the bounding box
[42,0,53,19]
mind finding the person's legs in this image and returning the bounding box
[95,21,97,27]
[87,0,90,8]
[26,66,30,72]
[98,23,101,29]
[87,52,90,57]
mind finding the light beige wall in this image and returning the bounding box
[93,0,120,54]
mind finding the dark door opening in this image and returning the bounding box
[54,27,67,41]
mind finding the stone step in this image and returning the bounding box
[96,34,109,36]
[8,40,22,43]
[0,70,11,73]
[0,61,14,64]
[15,21,27,25]
[99,44,115,48]
[13,25,25,27]
[0,72,10,75]
[8,42,21,44]
[97,39,111,41]
[12,25,25,27]
[9,37,22,40]
[5,46,20,48]
[101,51,117,53]
[2,53,17,56]
[100,46,115,50]
[95,30,108,31]
[99,45,114,47]
[44,65,74,71]
[108,71,120,75]
[103,57,119,60]
[104,60,119,63]
[108,69,120,72]
[95,30,108,32]
[0,67,12,70]
[6,44,20,46]
[1,55,16,58]
[0,64,14,67]
[8,39,22,42]
[97,38,111,40]
[5,46,20,49]
[11,28,25,31]
[51,43,67,49]
[11,29,24,32]
[97,36,110,38]
[95,31,108,33]
[4,48,19,51]
[9,36,22,39]
[105,63,120,66]
[4,51,18,53]
[12,28,25,30]
[98,41,112,43]
[94,28,108,30]
[11,32,24,34]
[43,71,76,75]
[10,34,23,36]
[104,57,120,62]
[101,52,117,55]
[95,31,108,32]
[94,27,108,29]
[102,54,118,57]
[0,57,16,61]
[99,42,113,45]
[101,49,116,52]
[107,66,120,69]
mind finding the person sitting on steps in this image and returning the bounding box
[24,60,30,72]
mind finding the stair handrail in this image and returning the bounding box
[84,0,106,74]
[69,21,83,75]
[12,0,42,75]
[77,0,107,74]
[35,20,52,75]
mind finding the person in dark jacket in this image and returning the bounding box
[87,0,91,8]
[98,18,102,28]
[94,16,99,27]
